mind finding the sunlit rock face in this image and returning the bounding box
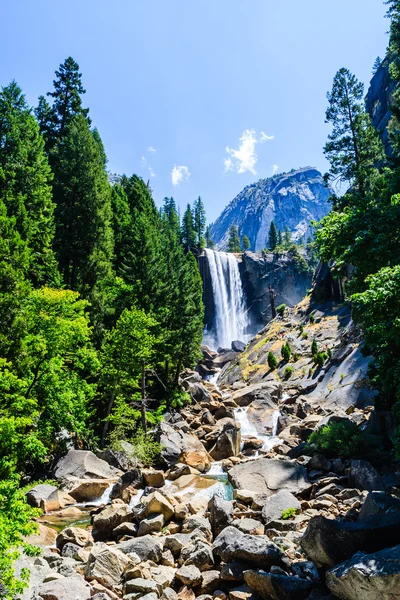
[365,57,397,156]
[210,167,331,252]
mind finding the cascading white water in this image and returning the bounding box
[204,249,248,350]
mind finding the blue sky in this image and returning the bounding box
[1,0,389,223]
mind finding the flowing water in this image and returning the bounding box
[234,406,282,453]
[204,249,249,350]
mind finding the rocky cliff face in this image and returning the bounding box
[365,57,397,155]
[210,167,331,252]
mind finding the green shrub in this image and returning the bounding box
[168,388,192,409]
[283,365,293,380]
[276,304,286,317]
[110,428,162,467]
[281,507,298,520]
[302,331,309,339]
[292,352,299,362]
[314,351,328,367]
[309,313,315,324]
[298,324,304,335]
[306,421,371,459]
[327,347,332,360]
[281,342,291,362]
[268,352,278,371]
[311,339,318,355]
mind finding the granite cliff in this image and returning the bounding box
[210,167,331,252]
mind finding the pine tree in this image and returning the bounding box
[268,221,278,250]
[277,229,283,246]
[205,226,214,249]
[324,68,384,196]
[372,56,382,75]
[52,114,114,297]
[227,225,241,252]
[193,196,206,247]
[47,57,89,142]
[110,184,131,277]
[242,235,251,251]
[0,81,58,285]
[181,204,196,252]
[35,95,56,148]
[283,226,291,247]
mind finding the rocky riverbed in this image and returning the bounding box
[18,296,400,600]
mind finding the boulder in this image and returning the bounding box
[92,502,133,541]
[246,398,279,435]
[349,459,386,492]
[210,422,241,460]
[40,489,76,513]
[38,576,91,600]
[63,478,114,502]
[138,514,165,536]
[54,450,122,481]
[143,469,166,488]
[181,541,214,571]
[244,571,313,600]
[142,491,175,521]
[26,483,57,508]
[25,523,57,547]
[212,526,285,568]
[157,422,210,472]
[181,516,212,539]
[124,578,159,595]
[176,565,202,587]
[262,490,301,524]
[301,513,400,569]
[179,448,211,473]
[113,521,138,539]
[359,490,400,520]
[326,544,400,600]
[228,458,309,496]
[200,570,221,594]
[86,542,132,588]
[209,495,234,536]
[232,340,246,353]
[236,518,264,536]
[97,440,137,471]
[110,468,143,501]
[232,382,281,407]
[118,535,164,562]
[56,526,93,551]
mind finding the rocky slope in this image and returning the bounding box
[210,168,331,252]
[366,57,398,156]
[17,293,400,600]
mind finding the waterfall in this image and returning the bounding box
[204,249,248,350]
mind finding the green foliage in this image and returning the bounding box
[281,507,298,520]
[227,225,241,253]
[307,421,371,459]
[292,352,299,362]
[193,196,206,247]
[276,303,286,316]
[268,221,278,250]
[267,352,278,371]
[181,204,196,252]
[242,235,251,251]
[168,389,192,409]
[283,365,293,380]
[110,427,162,467]
[281,342,291,362]
[314,351,328,367]
[311,338,318,355]
[205,225,214,249]
[309,314,315,324]
[298,323,304,335]
[0,477,41,600]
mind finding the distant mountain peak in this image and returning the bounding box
[210,167,331,251]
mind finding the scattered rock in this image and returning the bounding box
[262,490,301,524]
[86,542,132,588]
[118,535,164,562]
[39,576,91,600]
[26,483,57,508]
[244,570,313,600]
[92,502,133,541]
[349,459,386,492]
[138,513,165,536]
[56,526,93,551]
[359,490,400,520]
[229,458,309,496]
[209,495,234,536]
[54,449,122,481]
[212,526,285,568]
[176,565,202,586]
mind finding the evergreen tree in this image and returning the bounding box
[205,226,214,249]
[35,95,56,148]
[0,81,58,285]
[110,184,131,277]
[193,196,206,247]
[181,204,196,252]
[283,226,291,247]
[372,56,382,75]
[227,224,241,252]
[242,235,251,251]
[277,229,283,246]
[51,114,114,299]
[47,57,89,143]
[268,221,278,250]
[324,68,384,197]
[162,197,181,240]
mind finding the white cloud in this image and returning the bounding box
[171,165,190,186]
[141,155,156,178]
[148,146,156,153]
[272,164,279,175]
[224,129,274,175]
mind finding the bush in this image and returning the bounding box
[281,507,298,520]
[283,365,293,380]
[292,352,299,362]
[311,338,318,355]
[306,421,371,459]
[281,342,291,362]
[110,427,162,467]
[268,352,278,371]
[309,313,315,324]
[276,304,286,317]
[168,388,191,409]
[298,324,304,335]
[314,351,328,367]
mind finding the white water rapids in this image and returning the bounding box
[204,249,248,350]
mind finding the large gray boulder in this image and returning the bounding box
[26,483,57,508]
[301,513,400,569]
[349,459,386,492]
[118,535,164,562]
[38,576,91,600]
[262,490,301,524]
[210,421,241,460]
[244,570,313,600]
[326,545,400,600]
[212,526,284,568]
[209,495,234,536]
[54,450,122,480]
[232,382,281,407]
[229,458,309,496]
[359,491,400,520]
[86,542,132,589]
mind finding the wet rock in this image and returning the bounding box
[359,490,400,520]
[262,490,301,524]
[26,483,57,508]
[301,513,400,569]
[326,544,400,600]
[54,449,122,481]
[86,542,132,588]
[56,526,93,551]
[118,535,164,562]
[244,570,313,600]
[212,526,285,568]
[349,459,386,492]
[209,495,234,536]
[176,565,202,586]
[138,514,165,536]
[92,501,133,541]
[229,458,309,496]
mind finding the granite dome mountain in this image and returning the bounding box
[210,167,331,251]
